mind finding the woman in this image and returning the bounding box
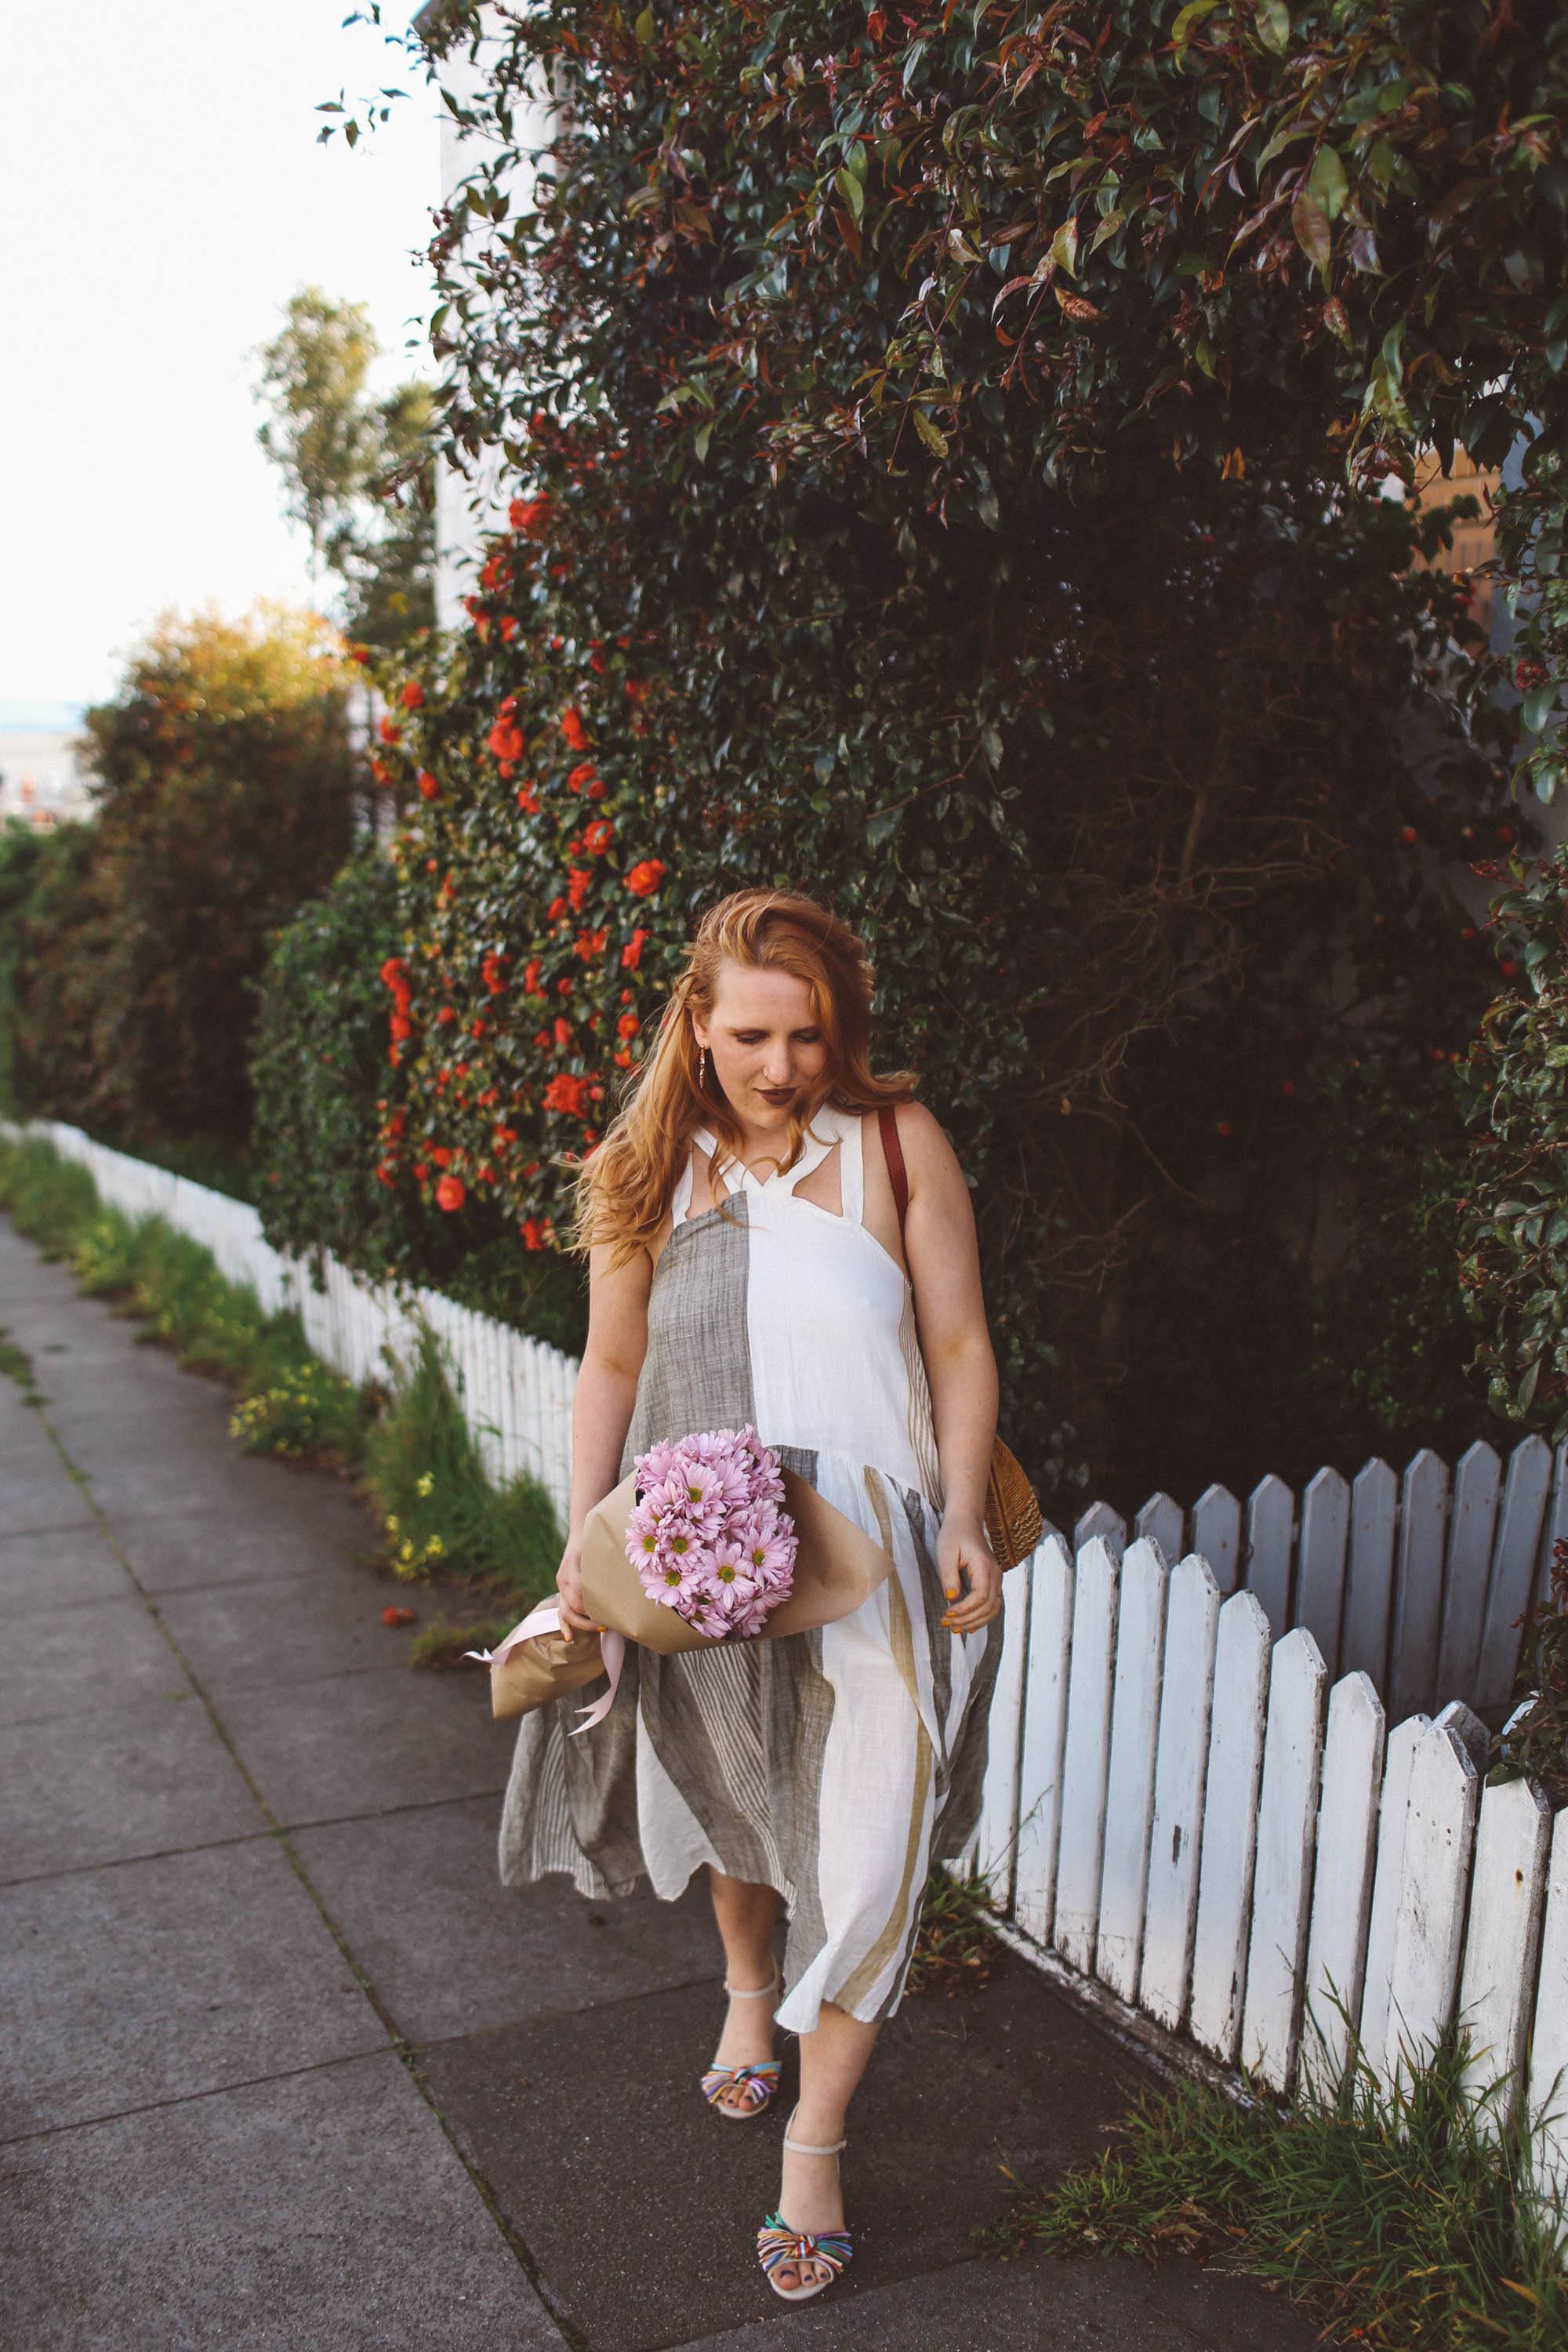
[499,885,1004,2303]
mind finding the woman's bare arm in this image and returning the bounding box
[557,1236,652,1635]
[895,1102,1004,1632]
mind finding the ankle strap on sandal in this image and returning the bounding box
[722,1971,779,1998]
[782,2130,847,2157]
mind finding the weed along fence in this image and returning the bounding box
[19,1121,580,1532]
[10,1118,1568,2225]
[974,1532,1568,2223]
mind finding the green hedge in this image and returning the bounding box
[306,0,1541,1511]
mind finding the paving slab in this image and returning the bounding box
[0,1590,188,1726]
[0,1462,97,1539]
[154,1563,417,1694]
[293,1793,720,2044]
[0,1837,382,2138]
[216,1664,506,1828]
[666,2245,1325,2351]
[417,1956,1151,2351]
[0,1523,129,1616]
[0,1693,260,1886]
[115,1488,376,1594]
[0,2051,567,2352]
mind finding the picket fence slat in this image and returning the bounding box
[1012,1536,1073,1947]
[1389,1450,1450,1723]
[1245,1475,1294,1639]
[1359,1714,1430,2079]
[1531,1810,1568,2222]
[1296,1468,1349,1679]
[1475,1435,1554,1715]
[1189,1590,1272,2064]
[1436,1441,1502,1707]
[1094,1537,1168,2003]
[1191,1484,1242,1596]
[1301,1671,1385,2092]
[1138,1552,1221,2033]
[1458,1776,1553,2124]
[975,1556,1032,1908]
[1241,1628,1328,2093]
[1073,1502,1126,1564]
[1134,1492,1184,1567]
[1381,1719,1480,2087]
[1052,1537,1120,1976]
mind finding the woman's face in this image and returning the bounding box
[691,960,830,1131]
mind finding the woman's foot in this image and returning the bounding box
[703,1965,779,2116]
[767,2114,848,2294]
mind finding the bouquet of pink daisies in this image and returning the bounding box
[625,1425,798,1639]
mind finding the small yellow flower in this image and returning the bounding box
[416,1472,434,1498]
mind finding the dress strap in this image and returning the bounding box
[839,1109,866,1225]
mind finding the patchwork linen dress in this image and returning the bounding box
[498,1101,1002,2032]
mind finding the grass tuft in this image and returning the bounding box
[981,2013,1568,2350]
[906,1864,1000,1998]
[406,1611,523,1671]
[361,1325,560,1603]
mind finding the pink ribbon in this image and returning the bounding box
[465,1599,626,1735]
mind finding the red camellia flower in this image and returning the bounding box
[626,859,666,898]
[568,866,593,911]
[516,785,540,815]
[383,1605,417,1628]
[617,1011,640,1038]
[625,677,648,703]
[379,717,401,746]
[417,770,440,800]
[481,954,507,995]
[380,956,412,996]
[509,495,551,533]
[567,761,597,794]
[524,958,543,994]
[435,1174,466,1213]
[560,707,590,751]
[575,928,608,961]
[621,927,651,970]
[389,1012,412,1043]
[543,1071,590,1116]
[488,717,526,764]
[1399,825,1418,847]
[400,680,425,710]
[553,1015,572,1047]
[547,894,568,921]
[534,1027,551,1049]
[431,1146,452,1168]
[437,1006,456,1027]
[583,818,615,855]
[521,1218,547,1250]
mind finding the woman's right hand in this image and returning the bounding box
[555,1540,599,1640]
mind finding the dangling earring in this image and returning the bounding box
[697,1045,709,1091]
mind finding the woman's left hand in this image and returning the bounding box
[936,1520,1004,1634]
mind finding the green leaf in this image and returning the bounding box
[911,408,949,458]
[1048,218,1080,278]
[1523,682,1558,735]
[835,165,865,224]
[1254,0,1290,52]
[634,7,655,46]
[866,807,902,849]
[1306,144,1348,224]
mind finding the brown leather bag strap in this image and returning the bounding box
[877,1103,909,1247]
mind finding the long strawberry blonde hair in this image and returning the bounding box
[569,887,918,1269]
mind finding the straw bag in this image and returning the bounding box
[877,1104,1042,1572]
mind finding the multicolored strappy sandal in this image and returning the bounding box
[756,2116,853,2303]
[699,1971,781,2119]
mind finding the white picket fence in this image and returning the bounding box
[15,1121,580,1530]
[975,1530,1567,2223]
[1057,1433,1567,1726]
[12,1119,1568,2222]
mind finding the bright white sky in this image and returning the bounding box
[1,2,441,715]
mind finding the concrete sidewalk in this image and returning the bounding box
[0,1216,1327,2351]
